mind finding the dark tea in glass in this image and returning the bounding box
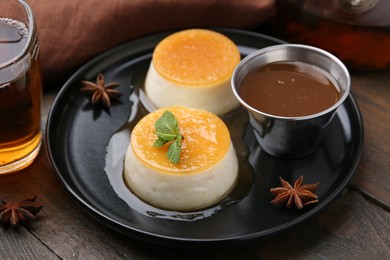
[0,0,42,174]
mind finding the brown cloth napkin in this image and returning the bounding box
[28,0,275,88]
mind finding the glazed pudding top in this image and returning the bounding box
[152,29,240,86]
[130,106,231,174]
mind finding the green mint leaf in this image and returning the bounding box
[153,137,168,147]
[154,131,177,142]
[153,110,183,164]
[155,111,180,138]
[167,135,182,164]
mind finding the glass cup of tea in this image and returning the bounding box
[0,0,42,174]
[231,44,350,158]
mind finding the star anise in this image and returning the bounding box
[270,176,319,209]
[80,73,122,107]
[0,195,43,228]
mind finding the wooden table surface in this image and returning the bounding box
[1,66,389,259]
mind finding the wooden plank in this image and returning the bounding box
[208,189,390,259]
[349,69,390,209]
[0,225,59,259]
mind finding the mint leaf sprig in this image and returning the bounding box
[153,111,183,164]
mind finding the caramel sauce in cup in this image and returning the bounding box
[232,44,350,158]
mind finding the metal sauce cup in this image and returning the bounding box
[231,44,351,158]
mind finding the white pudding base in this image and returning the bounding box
[144,63,240,115]
[124,142,238,211]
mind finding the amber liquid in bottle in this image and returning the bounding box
[271,0,390,70]
[0,19,42,172]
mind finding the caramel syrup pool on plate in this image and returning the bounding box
[238,61,340,117]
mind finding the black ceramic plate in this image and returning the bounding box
[46,29,364,247]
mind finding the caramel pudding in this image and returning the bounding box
[145,29,241,115]
[124,106,238,211]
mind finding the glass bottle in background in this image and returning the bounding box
[270,0,390,70]
[0,0,42,174]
